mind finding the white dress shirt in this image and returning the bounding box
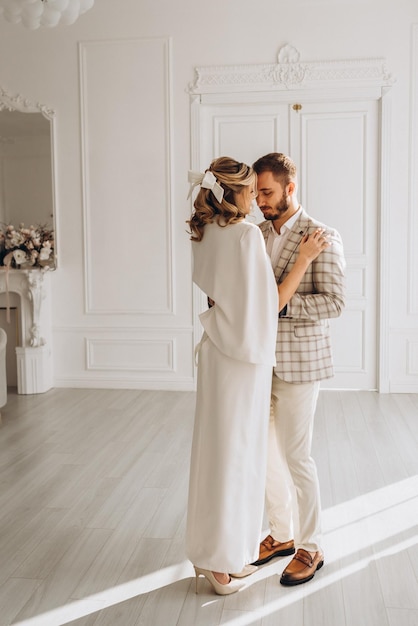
[265,206,303,268]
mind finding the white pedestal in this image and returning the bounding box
[16,345,52,394]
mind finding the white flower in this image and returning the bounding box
[39,244,52,261]
[6,231,25,249]
[13,249,28,265]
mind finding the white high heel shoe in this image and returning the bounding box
[194,566,244,595]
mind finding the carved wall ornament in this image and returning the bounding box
[0,86,55,120]
[277,44,300,64]
[188,44,395,94]
[25,269,48,347]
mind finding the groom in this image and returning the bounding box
[252,152,346,585]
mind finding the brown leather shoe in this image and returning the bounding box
[280,548,324,586]
[251,535,295,566]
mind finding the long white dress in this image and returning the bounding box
[186,220,278,573]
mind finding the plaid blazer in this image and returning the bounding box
[259,209,346,383]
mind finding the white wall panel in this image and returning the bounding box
[407,340,418,375]
[389,332,418,392]
[345,267,365,298]
[79,38,173,315]
[86,338,174,372]
[388,24,418,392]
[330,310,365,373]
[199,103,289,167]
[409,24,418,316]
[297,109,368,256]
[214,114,286,164]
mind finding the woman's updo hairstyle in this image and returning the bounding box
[187,156,255,241]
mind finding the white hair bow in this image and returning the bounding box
[187,170,224,203]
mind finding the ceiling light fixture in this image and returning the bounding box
[0,0,94,29]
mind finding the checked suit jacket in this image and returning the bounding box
[259,208,346,384]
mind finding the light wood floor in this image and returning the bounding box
[0,388,417,626]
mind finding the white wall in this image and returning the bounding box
[0,0,417,392]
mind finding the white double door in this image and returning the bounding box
[196,97,379,390]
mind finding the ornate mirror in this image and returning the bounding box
[0,87,57,269]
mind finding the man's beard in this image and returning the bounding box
[260,190,290,221]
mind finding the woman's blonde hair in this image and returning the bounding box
[187,156,255,241]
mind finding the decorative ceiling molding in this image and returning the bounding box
[188,44,395,94]
[0,86,55,120]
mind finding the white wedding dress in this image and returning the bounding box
[186,220,278,573]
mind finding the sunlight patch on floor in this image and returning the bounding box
[12,475,418,626]
[207,534,418,626]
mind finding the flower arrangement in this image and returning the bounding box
[0,223,55,269]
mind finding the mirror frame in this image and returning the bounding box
[0,86,58,269]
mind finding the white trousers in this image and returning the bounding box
[265,375,322,552]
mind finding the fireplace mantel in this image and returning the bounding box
[0,268,53,394]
